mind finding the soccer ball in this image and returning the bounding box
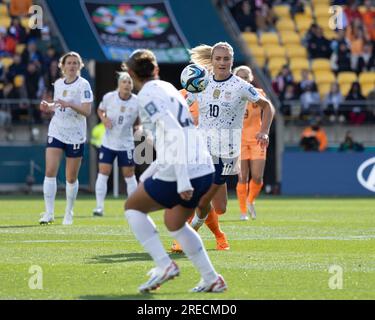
[180,64,209,93]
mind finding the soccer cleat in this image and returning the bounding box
[62,211,73,225]
[39,212,54,225]
[93,208,104,217]
[247,202,257,220]
[216,232,230,251]
[170,240,183,253]
[138,261,180,293]
[191,275,227,293]
[240,214,249,221]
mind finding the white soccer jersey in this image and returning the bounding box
[99,91,139,151]
[138,80,214,183]
[187,74,260,158]
[48,76,93,144]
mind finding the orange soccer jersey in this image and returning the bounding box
[241,88,266,160]
[180,89,199,126]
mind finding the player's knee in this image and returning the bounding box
[215,206,226,215]
[252,175,263,184]
[66,177,76,184]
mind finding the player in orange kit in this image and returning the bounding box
[234,66,267,221]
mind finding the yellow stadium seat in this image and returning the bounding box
[280,31,301,45]
[0,16,11,28]
[340,83,353,96]
[285,45,308,59]
[14,75,25,88]
[15,43,26,55]
[259,32,280,46]
[361,83,375,97]
[314,71,336,84]
[289,58,309,72]
[359,72,375,86]
[312,0,330,6]
[314,5,331,17]
[253,55,266,67]
[337,72,357,85]
[311,58,331,72]
[276,19,296,32]
[242,32,258,46]
[316,17,331,31]
[273,5,291,18]
[21,17,30,30]
[249,45,265,57]
[1,57,14,69]
[264,45,287,58]
[295,17,312,35]
[318,83,333,97]
[323,29,337,40]
[0,4,8,16]
[268,57,288,73]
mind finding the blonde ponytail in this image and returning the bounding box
[189,44,213,71]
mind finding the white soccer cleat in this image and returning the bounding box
[62,211,73,225]
[138,261,180,293]
[191,275,227,293]
[39,212,54,225]
[247,202,257,220]
[93,208,104,217]
[240,214,249,221]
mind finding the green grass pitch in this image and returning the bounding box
[0,195,374,300]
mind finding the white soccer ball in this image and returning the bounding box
[180,64,209,93]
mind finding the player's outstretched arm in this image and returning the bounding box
[255,96,275,149]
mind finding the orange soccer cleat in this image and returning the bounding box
[215,232,230,251]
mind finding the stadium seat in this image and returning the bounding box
[314,5,331,18]
[242,32,258,46]
[273,5,291,18]
[15,44,26,55]
[259,32,280,46]
[253,55,266,67]
[340,83,353,96]
[316,17,331,31]
[21,17,30,30]
[361,83,375,97]
[276,19,296,32]
[285,45,308,59]
[312,0,330,6]
[293,69,313,83]
[268,57,288,77]
[264,45,287,59]
[289,58,309,73]
[280,31,301,45]
[0,57,14,69]
[249,46,266,67]
[0,4,8,16]
[311,58,331,72]
[337,72,357,86]
[295,17,312,35]
[0,16,11,28]
[14,75,25,88]
[359,72,375,86]
[317,83,332,97]
[323,29,337,40]
[314,70,336,84]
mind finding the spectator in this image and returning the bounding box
[44,59,59,95]
[43,45,59,71]
[236,1,257,32]
[345,81,366,125]
[7,17,27,44]
[0,27,17,57]
[280,83,298,116]
[9,0,32,17]
[330,29,350,55]
[300,119,328,152]
[362,0,375,35]
[21,40,44,70]
[356,42,375,73]
[272,64,294,95]
[25,61,44,123]
[339,131,364,152]
[6,53,26,82]
[307,26,332,59]
[344,1,362,25]
[289,0,305,18]
[331,41,352,72]
[349,28,367,70]
[300,83,321,118]
[297,69,315,96]
[255,2,277,33]
[323,82,344,122]
[366,83,375,122]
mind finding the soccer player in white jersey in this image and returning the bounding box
[93,72,139,216]
[39,51,93,225]
[172,42,275,251]
[123,49,227,293]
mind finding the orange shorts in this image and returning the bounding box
[240,142,267,160]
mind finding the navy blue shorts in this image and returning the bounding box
[98,146,135,167]
[47,136,84,158]
[144,173,214,209]
[213,156,240,185]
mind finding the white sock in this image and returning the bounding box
[66,180,79,214]
[43,176,56,215]
[125,175,137,197]
[170,223,218,283]
[125,209,171,269]
[95,173,109,211]
[191,212,207,231]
